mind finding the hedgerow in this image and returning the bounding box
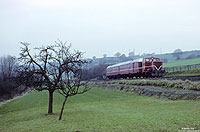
[107,79,200,91]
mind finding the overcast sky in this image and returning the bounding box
[0,0,200,58]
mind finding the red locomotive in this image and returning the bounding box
[106,57,165,79]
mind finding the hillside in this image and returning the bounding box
[89,50,200,67]
[162,58,200,76]
[0,87,200,131]
[155,50,200,63]
[163,58,200,68]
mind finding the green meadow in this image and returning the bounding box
[0,87,200,132]
[164,58,200,68]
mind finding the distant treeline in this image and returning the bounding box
[0,55,28,101]
[81,63,109,80]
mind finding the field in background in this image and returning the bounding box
[164,69,200,77]
[155,50,200,63]
[0,87,200,132]
[162,58,200,76]
[164,58,200,68]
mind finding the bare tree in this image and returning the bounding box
[18,40,88,114]
[0,55,21,101]
[103,54,107,58]
[0,55,17,80]
[128,50,135,58]
[57,68,90,120]
[92,56,96,60]
[114,52,121,57]
[173,49,183,60]
[81,63,109,80]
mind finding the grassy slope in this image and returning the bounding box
[164,58,200,68]
[163,58,200,76]
[164,69,200,77]
[0,88,200,132]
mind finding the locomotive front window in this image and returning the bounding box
[153,58,160,61]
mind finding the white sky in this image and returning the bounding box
[0,0,200,58]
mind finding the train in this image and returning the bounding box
[106,57,165,79]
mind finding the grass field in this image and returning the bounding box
[164,58,200,68]
[0,87,200,132]
[164,69,200,77]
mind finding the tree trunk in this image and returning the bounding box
[48,90,54,114]
[59,96,68,120]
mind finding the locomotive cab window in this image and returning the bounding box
[153,58,160,61]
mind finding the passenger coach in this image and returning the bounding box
[106,57,165,79]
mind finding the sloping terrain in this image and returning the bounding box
[91,80,200,100]
[164,58,200,68]
[0,88,200,132]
